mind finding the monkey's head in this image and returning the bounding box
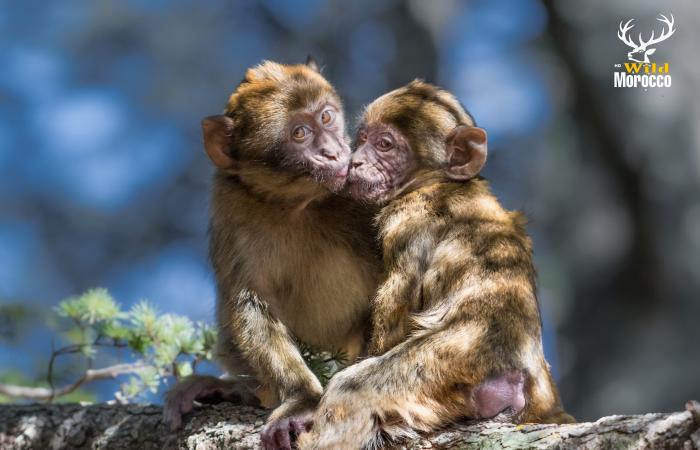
[348,80,488,204]
[202,58,351,194]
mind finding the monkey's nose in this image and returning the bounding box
[352,160,363,168]
[320,149,338,161]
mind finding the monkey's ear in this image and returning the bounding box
[202,115,236,169]
[305,55,321,72]
[444,125,487,180]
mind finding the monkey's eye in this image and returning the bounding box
[292,125,311,141]
[321,109,335,126]
[377,134,394,151]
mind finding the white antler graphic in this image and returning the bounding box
[617,14,675,64]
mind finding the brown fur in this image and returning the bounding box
[164,61,381,438]
[300,81,573,450]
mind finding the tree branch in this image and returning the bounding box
[0,362,147,401]
[0,401,698,449]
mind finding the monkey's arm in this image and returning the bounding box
[229,289,324,415]
[228,289,324,449]
[369,233,429,355]
[368,271,419,355]
[299,324,488,449]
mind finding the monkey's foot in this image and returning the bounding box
[163,375,258,431]
[261,410,314,450]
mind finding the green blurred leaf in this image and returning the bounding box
[102,322,130,340]
[139,367,161,393]
[80,344,96,359]
[31,289,223,402]
[122,377,141,398]
[153,342,179,367]
[177,362,193,378]
[129,301,158,336]
[56,288,124,324]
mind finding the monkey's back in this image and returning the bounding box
[378,178,543,373]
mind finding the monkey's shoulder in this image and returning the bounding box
[376,183,446,226]
[434,180,528,230]
[377,179,533,264]
[377,178,495,231]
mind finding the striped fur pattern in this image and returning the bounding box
[299,81,573,449]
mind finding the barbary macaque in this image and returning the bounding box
[299,80,573,449]
[163,59,381,450]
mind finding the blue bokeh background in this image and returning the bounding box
[2,0,698,419]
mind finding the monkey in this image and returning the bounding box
[162,58,382,450]
[298,80,574,449]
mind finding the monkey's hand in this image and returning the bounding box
[261,395,319,450]
[297,357,402,450]
[163,374,259,431]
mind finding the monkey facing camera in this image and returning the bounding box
[164,59,382,450]
[202,58,352,195]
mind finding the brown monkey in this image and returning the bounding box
[163,59,381,450]
[299,80,573,449]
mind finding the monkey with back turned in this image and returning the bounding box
[299,80,574,449]
[163,59,382,450]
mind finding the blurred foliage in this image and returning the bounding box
[53,288,216,400]
[1,288,345,401]
[299,344,347,386]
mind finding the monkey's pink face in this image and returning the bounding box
[284,104,351,192]
[348,123,414,204]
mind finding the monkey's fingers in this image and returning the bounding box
[261,418,293,450]
[163,395,184,431]
[261,411,314,450]
[273,425,292,450]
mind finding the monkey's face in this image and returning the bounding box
[203,60,353,195]
[348,81,489,203]
[283,102,351,192]
[347,123,415,204]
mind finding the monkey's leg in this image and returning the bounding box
[229,289,324,450]
[520,354,575,424]
[300,324,523,450]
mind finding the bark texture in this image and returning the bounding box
[1,402,699,450]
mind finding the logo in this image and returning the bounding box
[613,13,675,89]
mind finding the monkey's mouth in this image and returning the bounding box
[346,171,389,204]
[310,161,351,192]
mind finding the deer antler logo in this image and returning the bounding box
[618,14,675,64]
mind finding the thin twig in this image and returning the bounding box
[45,339,128,402]
[3,362,148,401]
